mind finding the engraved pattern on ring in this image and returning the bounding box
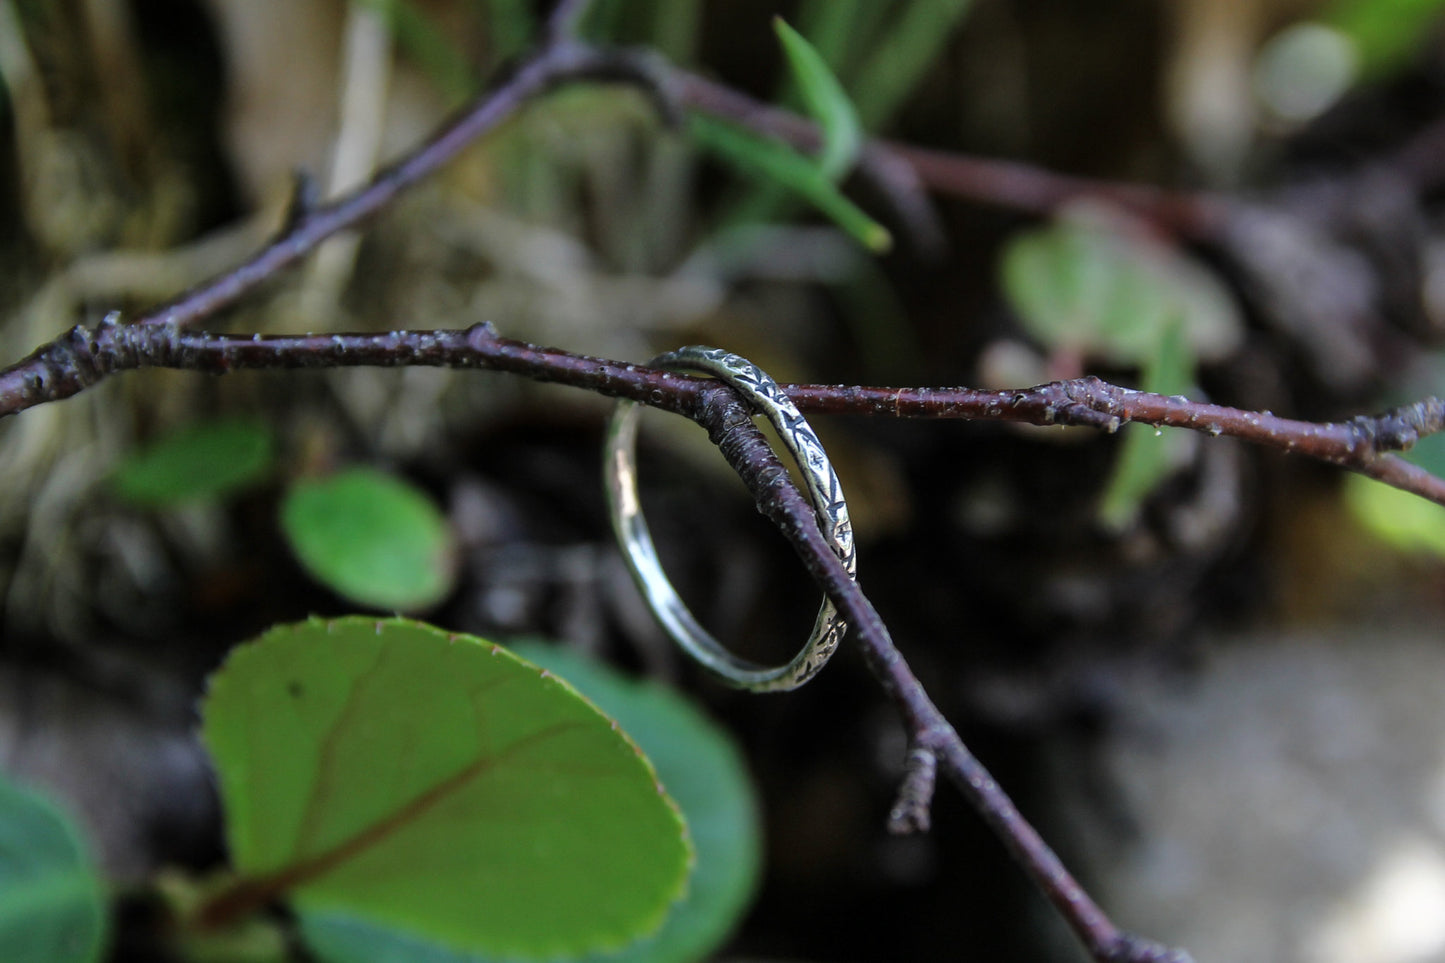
[604,345,857,692]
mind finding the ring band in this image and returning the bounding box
[604,346,857,692]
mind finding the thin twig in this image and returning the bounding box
[0,13,1435,959]
[887,746,937,834]
[668,68,1232,239]
[690,389,1194,963]
[127,39,658,334]
[885,142,1232,238]
[3,320,1441,504]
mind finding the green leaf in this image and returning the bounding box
[728,1,965,229]
[1096,320,1196,530]
[1404,431,1445,479]
[509,643,760,963]
[1343,355,1445,556]
[303,914,484,963]
[202,617,692,961]
[773,17,862,181]
[280,468,456,611]
[110,417,274,507]
[849,0,975,129]
[300,641,761,963]
[689,114,891,253]
[1345,471,1445,557]
[791,0,890,82]
[0,773,107,963]
[1325,0,1445,76]
[1000,208,1240,366]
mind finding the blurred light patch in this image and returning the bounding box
[1254,23,1359,124]
[1307,836,1445,963]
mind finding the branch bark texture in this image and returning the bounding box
[5,320,1442,504]
[0,5,1437,961]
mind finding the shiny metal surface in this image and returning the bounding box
[604,346,856,692]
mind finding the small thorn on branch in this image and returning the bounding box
[281,169,320,234]
[465,321,498,348]
[887,745,938,834]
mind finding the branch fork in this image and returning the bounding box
[0,2,1438,959]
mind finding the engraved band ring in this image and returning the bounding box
[604,346,857,692]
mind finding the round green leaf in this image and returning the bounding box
[511,642,761,963]
[280,469,456,611]
[298,641,761,963]
[202,617,691,960]
[1000,209,1240,365]
[110,417,274,506]
[0,773,107,963]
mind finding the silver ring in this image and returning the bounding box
[604,346,857,692]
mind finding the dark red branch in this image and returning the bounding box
[668,69,1233,239]
[5,322,1439,503]
[886,143,1231,238]
[4,320,1440,504]
[0,16,1435,960]
[690,391,1194,963]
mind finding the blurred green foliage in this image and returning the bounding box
[1000,208,1241,527]
[110,418,274,508]
[1325,0,1445,76]
[0,773,106,963]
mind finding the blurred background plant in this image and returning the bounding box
[5,0,1445,960]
